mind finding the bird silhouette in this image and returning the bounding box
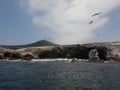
[92,12,101,17]
[97,34,100,36]
[89,21,93,24]
[48,38,51,40]
[89,12,101,24]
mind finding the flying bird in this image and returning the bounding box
[48,38,51,40]
[89,21,93,24]
[89,12,101,24]
[97,34,100,36]
[92,12,101,17]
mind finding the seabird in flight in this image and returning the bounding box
[89,21,93,24]
[97,34,100,36]
[92,12,101,17]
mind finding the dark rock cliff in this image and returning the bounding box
[0,41,120,61]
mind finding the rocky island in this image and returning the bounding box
[0,40,120,62]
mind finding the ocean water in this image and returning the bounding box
[0,60,120,90]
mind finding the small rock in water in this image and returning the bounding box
[71,58,78,62]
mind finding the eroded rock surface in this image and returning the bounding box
[0,41,119,62]
[89,49,100,62]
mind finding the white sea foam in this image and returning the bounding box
[1,58,88,62]
[31,58,88,62]
[5,59,22,62]
[32,58,69,62]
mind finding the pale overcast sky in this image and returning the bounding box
[0,0,120,45]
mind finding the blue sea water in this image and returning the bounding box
[0,60,120,90]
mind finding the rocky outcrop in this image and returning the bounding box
[88,49,100,62]
[0,45,113,61]
[0,41,120,62]
[71,58,78,62]
[0,53,4,59]
[22,53,35,60]
[110,51,120,61]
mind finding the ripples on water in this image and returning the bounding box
[0,59,120,90]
